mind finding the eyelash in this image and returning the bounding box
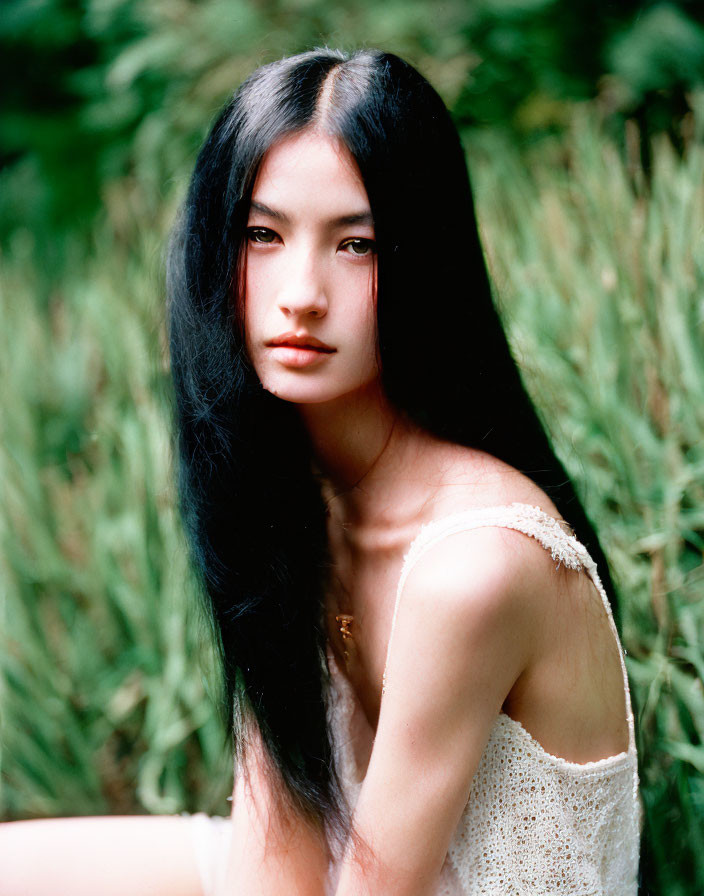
[246,227,376,258]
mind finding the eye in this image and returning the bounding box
[339,238,376,258]
[247,227,278,244]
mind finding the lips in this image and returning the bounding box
[268,332,336,353]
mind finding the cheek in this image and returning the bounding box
[242,264,267,343]
[366,268,378,342]
[347,263,377,326]
[366,275,380,368]
[358,298,379,368]
[242,289,264,369]
[233,246,251,344]
[242,307,253,357]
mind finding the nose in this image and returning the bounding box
[277,248,328,319]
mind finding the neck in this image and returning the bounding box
[297,379,431,527]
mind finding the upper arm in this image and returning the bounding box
[333,528,541,896]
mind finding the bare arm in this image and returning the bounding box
[0,815,203,896]
[332,528,538,896]
[216,725,330,896]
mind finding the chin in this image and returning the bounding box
[262,376,371,406]
[265,385,344,405]
[258,362,381,404]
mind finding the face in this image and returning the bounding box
[243,130,379,405]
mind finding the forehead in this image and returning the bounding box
[251,131,370,216]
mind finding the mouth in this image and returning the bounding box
[267,343,335,369]
[268,334,336,353]
[273,344,335,353]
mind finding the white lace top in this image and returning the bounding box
[324,503,641,896]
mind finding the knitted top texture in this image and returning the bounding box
[325,503,641,896]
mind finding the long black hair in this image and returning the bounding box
[166,47,619,843]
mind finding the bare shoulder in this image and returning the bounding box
[401,520,562,628]
[383,524,561,715]
[427,438,562,516]
[412,441,571,606]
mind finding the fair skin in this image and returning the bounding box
[0,130,629,895]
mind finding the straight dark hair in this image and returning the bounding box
[166,47,619,845]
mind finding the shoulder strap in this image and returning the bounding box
[380,502,636,755]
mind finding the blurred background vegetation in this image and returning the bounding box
[1,2,702,894]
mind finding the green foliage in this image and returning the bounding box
[605,3,704,138]
[2,0,703,237]
[607,3,704,99]
[0,207,233,818]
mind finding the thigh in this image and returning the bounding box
[0,815,206,896]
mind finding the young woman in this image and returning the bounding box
[0,48,641,895]
[171,46,641,895]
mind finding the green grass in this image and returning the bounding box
[0,201,233,819]
[1,104,702,894]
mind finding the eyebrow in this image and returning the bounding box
[249,200,374,228]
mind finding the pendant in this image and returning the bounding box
[335,613,354,662]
